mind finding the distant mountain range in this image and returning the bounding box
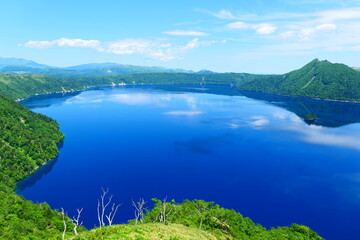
[239,58,360,101]
[0,57,49,69]
[0,57,214,77]
[2,57,360,102]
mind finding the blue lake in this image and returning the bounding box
[17,85,360,240]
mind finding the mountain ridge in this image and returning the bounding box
[0,57,203,77]
[239,58,360,101]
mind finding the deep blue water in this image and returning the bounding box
[17,85,360,240]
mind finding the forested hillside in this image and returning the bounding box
[0,94,69,239]
[239,59,360,101]
[0,72,266,100]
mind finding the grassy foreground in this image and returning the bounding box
[72,223,230,240]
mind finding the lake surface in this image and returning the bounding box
[18,85,360,240]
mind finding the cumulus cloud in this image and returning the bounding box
[163,30,208,36]
[20,37,225,61]
[20,38,101,49]
[215,7,360,54]
[202,6,360,52]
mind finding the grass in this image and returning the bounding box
[71,223,231,240]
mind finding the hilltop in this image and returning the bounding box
[239,59,360,101]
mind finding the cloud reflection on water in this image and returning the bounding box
[272,111,360,151]
[163,111,204,116]
[67,88,360,151]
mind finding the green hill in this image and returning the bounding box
[0,94,68,239]
[72,223,229,240]
[76,223,321,240]
[74,199,322,240]
[239,59,360,101]
[0,72,264,100]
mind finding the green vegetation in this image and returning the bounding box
[77,199,322,240]
[0,94,63,186]
[304,113,317,121]
[0,94,76,239]
[73,223,229,240]
[0,63,329,239]
[239,59,360,101]
[0,73,87,100]
[2,57,360,102]
[0,72,265,100]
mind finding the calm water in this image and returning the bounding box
[18,85,360,240]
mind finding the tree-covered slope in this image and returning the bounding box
[0,94,63,185]
[0,94,70,239]
[0,72,266,100]
[240,59,360,101]
[0,73,86,100]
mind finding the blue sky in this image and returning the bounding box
[1,0,360,73]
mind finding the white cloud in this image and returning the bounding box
[279,23,337,41]
[221,7,360,55]
[316,8,360,22]
[213,9,238,20]
[20,37,225,61]
[227,21,277,34]
[20,38,101,49]
[163,30,208,36]
[226,21,249,29]
[254,23,278,34]
[315,23,337,31]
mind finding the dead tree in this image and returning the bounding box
[72,208,83,235]
[97,188,122,227]
[105,203,121,226]
[158,197,176,225]
[61,208,67,240]
[132,198,147,224]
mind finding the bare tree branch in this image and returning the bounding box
[72,208,83,235]
[97,188,122,227]
[132,198,147,224]
[61,208,67,240]
[105,203,122,226]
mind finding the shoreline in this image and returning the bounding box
[238,89,360,104]
[14,83,360,105]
